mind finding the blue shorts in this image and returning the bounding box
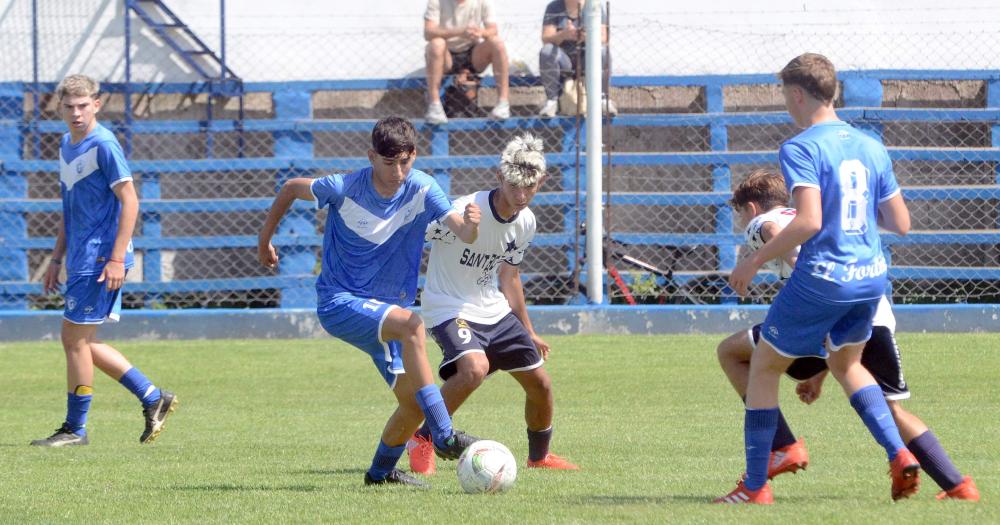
[760,285,879,359]
[63,274,123,325]
[317,294,404,388]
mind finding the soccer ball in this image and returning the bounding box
[456,440,518,494]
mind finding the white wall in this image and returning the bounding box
[2,0,998,82]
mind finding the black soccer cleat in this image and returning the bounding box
[30,423,89,447]
[140,390,178,444]
[364,469,430,489]
[433,429,480,460]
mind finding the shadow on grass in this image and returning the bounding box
[570,493,859,505]
[291,467,368,476]
[174,484,321,492]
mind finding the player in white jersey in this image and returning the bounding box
[406,133,579,474]
[717,169,978,501]
[32,75,176,448]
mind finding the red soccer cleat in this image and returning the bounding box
[526,453,580,470]
[890,448,921,501]
[768,438,809,479]
[936,476,980,502]
[713,479,774,505]
[406,433,436,475]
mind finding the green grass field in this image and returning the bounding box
[0,334,996,524]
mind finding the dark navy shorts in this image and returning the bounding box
[751,324,909,400]
[430,313,543,381]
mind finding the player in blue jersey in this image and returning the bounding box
[32,74,177,448]
[257,116,483,488]
[716,54,918,504]
[716,169,979,501]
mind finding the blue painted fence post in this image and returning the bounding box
[429,125,450,195]
[140,167,161,306]
[988,80,1000,204]
[707,83,736,304]
[272,88,316,308]
[0,83,27,308]
[842,75,884,140]
[561,120,584,294]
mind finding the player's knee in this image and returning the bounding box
[486,35,507,55]
[456,361,488,386]
[426,38,447,57]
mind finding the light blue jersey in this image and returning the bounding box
[59,124,135,276]
[310,167,452,306]
[779,120,900,304]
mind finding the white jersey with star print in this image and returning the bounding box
[421,190,536,328]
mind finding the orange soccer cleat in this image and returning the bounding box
[527,453,580,470]
[936,476,980,502]
[713,479,774,505]
[406,433,436,475]
[890,448,921,501]
[768,438,809,479]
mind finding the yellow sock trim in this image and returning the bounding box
[73,385,93,396]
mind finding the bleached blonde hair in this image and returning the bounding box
[499,133,546,187]
[56,74,100,100]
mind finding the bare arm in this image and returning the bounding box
[499,262,550,359]
[877,193,910,236]
[257,178,316,268]
[44,217,67,294]
[441,203,481,244]
[760,221,799,269]
[424,18,464,41]
[729,187,821,296]
[98,181,139,290]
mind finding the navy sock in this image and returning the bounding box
[415,424,432,440]
[743,395,795,451]
[849,385,905,461]
[909,431,964,491]
[744,407,779,491]
[527,426,553,462]
[118,367,161,406]
[414,385,453,449]
[65,391,92,436]
[367,441,405,481]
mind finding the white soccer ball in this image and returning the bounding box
[456,440,518,494]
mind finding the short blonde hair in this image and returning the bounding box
[500,133,546,187]
[56,74,100,100]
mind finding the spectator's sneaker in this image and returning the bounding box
[425,102,449,125]
[364,468,430,489]
[434,429,480,460]
[539,99,558,118]
[140,390,178,444]
[936,476,980,502]
[603,99,619,116]
[768,439,809,479]
[489,100,511,120]
[406,433,437,475]
[713,479,774,504]
[890,448,921,501]
[527,453,580,470]
[30,424,88,447]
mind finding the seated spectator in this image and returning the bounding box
[424,0,511,124]
[538,0,616,118]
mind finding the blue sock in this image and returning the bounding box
[849,385,905,461]
[909,431,964,491]
[119,367,161,406]
[414,385,453,449]
[744,407,779,491]
[743,395,795,451]
[367,441,405,481]
[65,391,92,436]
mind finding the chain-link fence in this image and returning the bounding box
[2,1,999,309]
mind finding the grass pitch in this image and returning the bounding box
[0,333,996,524]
